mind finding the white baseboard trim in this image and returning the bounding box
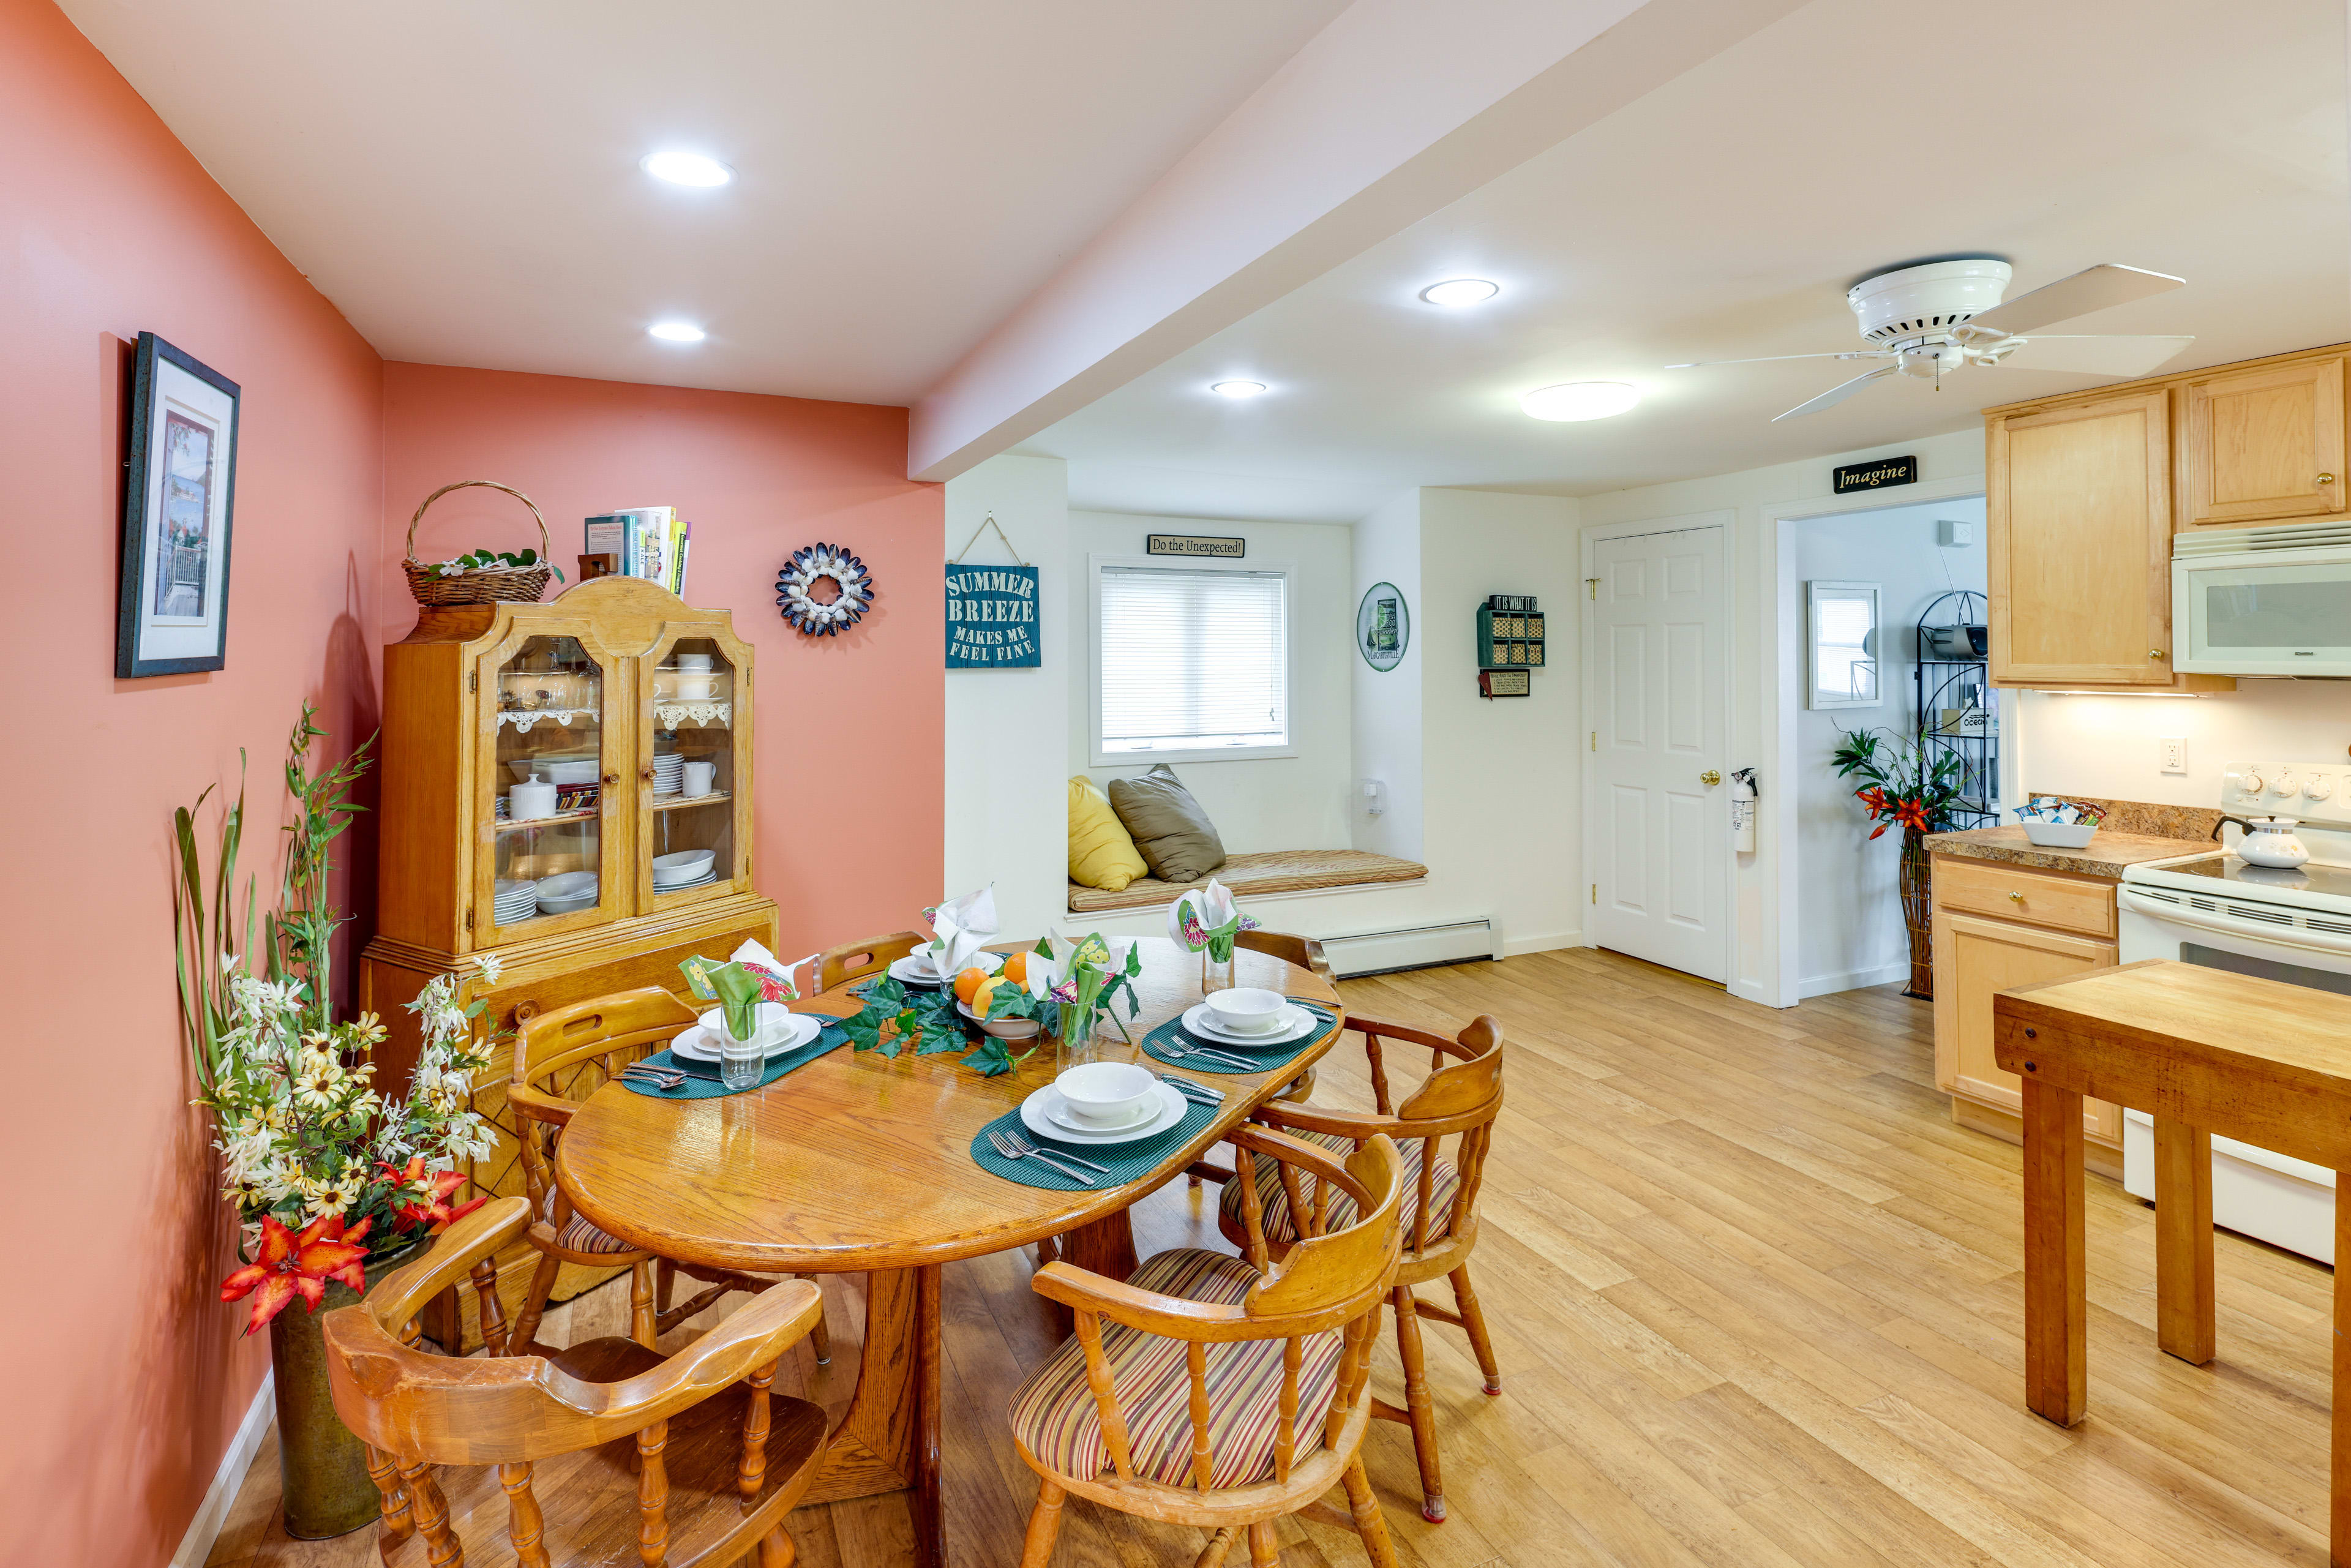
[1502,929,1581,958]
[1797,961,1912,1000]
[171,1370,274,1568]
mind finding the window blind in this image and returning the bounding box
[1098,566,1288,754]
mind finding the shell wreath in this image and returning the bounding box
[775,543,875,636]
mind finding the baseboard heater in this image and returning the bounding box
[1318,919,1499,978]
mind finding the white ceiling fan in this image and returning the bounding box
[1668,258,2192,421]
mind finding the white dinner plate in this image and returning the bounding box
[890,949,1002,986]
[654,871,718,891]
[1181,1001,1318,1048]
[1019,1082,1187,1146]
[669,1010,821,1062]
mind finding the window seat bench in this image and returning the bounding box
[1067,849,1428,914]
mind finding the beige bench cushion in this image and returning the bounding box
[1067,849,1427,914]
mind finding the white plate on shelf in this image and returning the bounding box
[669,1010,821,1062]
[1180,1001,1317,1047]
[1019,1082,1187,1146]
[654,872,717,893]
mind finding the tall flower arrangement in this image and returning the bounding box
[1829,722,1963,999]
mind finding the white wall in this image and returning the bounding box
[1068,511,1353,854]
[1578,427,1987,1005]
[943,454,1071,937]
[1351,490,1423,859]
[1791,496,1987,997]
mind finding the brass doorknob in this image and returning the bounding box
[2150,650,2167,659]
[2321,473,2336,484]
[1700,769,1723,786]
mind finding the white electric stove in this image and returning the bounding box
[2118,759,2351,1264]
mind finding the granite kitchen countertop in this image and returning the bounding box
[1924,824,2214,878]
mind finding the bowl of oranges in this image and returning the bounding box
[954,951,1040,1040]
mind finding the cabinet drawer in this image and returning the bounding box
[1932,856,2115,937]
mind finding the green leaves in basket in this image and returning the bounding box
[440,546,566,583]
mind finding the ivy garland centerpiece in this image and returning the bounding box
[174,705,498,1537]
[838,933,1144,1076]
[1829,723,1968,1000]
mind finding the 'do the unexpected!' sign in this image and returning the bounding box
[945,564,1040,669]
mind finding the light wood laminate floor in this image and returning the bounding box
[208,947,2341,1567]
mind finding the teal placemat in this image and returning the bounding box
[969,1092,1221,1191]
[1137,1001,1337,1076]
[621,1019,854,1099]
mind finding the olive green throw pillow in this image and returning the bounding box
[1106,763,1227,884]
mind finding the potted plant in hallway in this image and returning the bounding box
[174,709,500,1537]
[1829,724,1966,999]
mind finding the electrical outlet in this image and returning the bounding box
[2159,736,2188,775]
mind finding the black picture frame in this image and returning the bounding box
[116,332,240,677]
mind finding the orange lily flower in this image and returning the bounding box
[220,1212,372,1335]
[379,1154,487,1233]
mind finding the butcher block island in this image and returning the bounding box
[1927,816,2211,1171]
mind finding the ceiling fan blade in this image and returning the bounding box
[1665,351,1888,369]
[1979,334,2195,378]
[1963,263,2184,336]
[1771,364,1900,422]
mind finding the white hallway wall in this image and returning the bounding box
[1791,495,1987,997]
[1067,511,1354,854]
[1578,427,1987,1005]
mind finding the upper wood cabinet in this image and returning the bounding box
[2178,353,2350,529]
[1988,387,2175,687]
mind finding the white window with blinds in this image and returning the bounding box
[1090,557,1294,765]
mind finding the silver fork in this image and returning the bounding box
[1158,1037,1258,1071]
[620,1063,684,1089]
[988,1129,1097,1184]
[1002,1131,1111,1174]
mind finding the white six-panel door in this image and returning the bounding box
[1589,526,1730,981]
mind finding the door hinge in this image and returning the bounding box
[468,670,478,693]
[465,906,475,931]
[1591,883,1597,904]
[1587,577,1599,599]
[1590,731,1597,751]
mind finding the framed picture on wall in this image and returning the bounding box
[1805,580,1881,710]
[116,332,240,677]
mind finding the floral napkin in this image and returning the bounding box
[1168,878,1256,960]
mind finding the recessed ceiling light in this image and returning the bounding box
[640,151,735,188]
[648,321,707,343]
[1419,278,1499,307]
[1521,381,1639,421]
[1210,380,1269,399]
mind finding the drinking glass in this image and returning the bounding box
[1056,1006,1101,1075]
[718,1005,763,1091]
[1201,946,1234,994]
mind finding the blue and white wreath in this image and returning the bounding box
[774,542,876,637]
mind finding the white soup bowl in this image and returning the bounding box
[1204,987,1287,1034]
[1055,1062,1158,1127]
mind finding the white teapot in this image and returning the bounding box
[2235,816,2311,869]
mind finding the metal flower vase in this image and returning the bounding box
[1899,828,1934,1000]
[268,1237,425,1539]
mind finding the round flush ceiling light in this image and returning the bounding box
[640,151,735,187]
[648,321,707,343]
[1210,380,1269,399]
[1520,381,1640,421]
[1418,277,1499,307]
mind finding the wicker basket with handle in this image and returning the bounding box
[401,480,555,607]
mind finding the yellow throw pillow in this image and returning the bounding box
[1069,775,1149,891]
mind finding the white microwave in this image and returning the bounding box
[2173,523,2351,676]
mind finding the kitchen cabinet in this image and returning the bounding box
[1987,387,2178,688]
[1932,855,2121,1160]
[2179,353,2349,529]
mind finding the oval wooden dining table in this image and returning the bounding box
[555,937,1344,1567]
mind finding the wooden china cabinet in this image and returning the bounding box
[358,576,778,1338]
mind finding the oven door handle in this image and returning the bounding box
[2121,885,2351,958]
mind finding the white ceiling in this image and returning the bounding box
[1027,0,2351,520]
[59,0,1351,405]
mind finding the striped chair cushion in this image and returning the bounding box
[545,1196,638,1256]
[1008,1248,1343,1490]
[1219,1128,1458,1247]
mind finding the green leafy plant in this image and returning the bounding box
[275,705,375,1035]
[173,760,261,1098]
[1829,723,1967,840]
[435,547,564,582]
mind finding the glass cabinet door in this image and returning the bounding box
[640,626,750,907]
[480,631,618,939]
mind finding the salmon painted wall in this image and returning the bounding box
[381,364,944,958]
[0,1,388,1562]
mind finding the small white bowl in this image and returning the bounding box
[535,870,598,900]
[652,849,716,885]
[1054,1062,1158,1127]
[2020,822,2099,848]
[1204,987,1287,1035]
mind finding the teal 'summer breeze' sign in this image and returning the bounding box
[945,564,1041,669]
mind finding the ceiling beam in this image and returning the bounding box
[907,0,1809,481]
